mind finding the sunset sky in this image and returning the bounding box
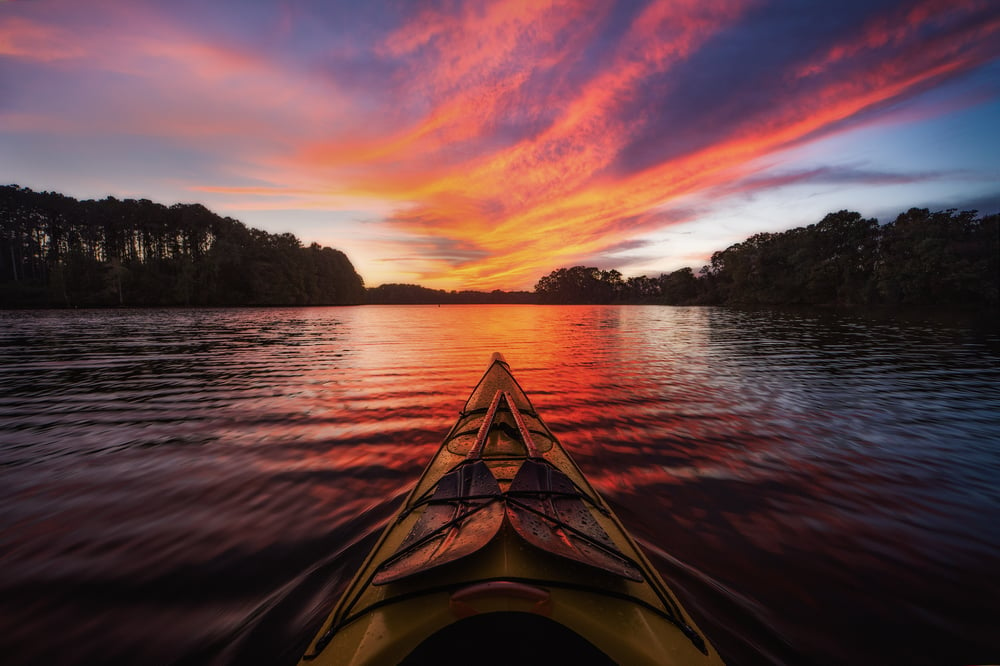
[2,0,999,290]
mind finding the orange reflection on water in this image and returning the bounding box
[5,306,999,666]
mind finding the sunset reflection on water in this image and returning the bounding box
[1,305,998,665]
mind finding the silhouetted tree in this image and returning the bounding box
[536,208,997,308]
[535,266,626,303]
[876,208,998,306]
[0,185,366,307]
[366,283,534,304]
[659,268,699,304]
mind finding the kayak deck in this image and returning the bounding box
[300,353,725,665]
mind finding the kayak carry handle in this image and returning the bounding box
[449,581,552,618]
[469,390,540,459]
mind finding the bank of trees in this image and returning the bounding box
[536,209,999,307]
[367,283,535,304]
[4,189,995,310]
[0,185,366,307]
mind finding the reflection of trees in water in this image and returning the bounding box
[0,185,366,307]
[705,305,999,368]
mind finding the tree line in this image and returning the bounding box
[535,209,998,307]
[1,185,366,307]
[4,188,995,309]
[366,283,535,304]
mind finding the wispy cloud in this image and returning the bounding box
[722,165,959,195]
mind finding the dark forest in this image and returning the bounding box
[535,210,998,307]
[1,185,366,307]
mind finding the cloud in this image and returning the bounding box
[573,238,662,271]
[719,164,957,196]
[614,1,1000,173]
[1,8,349,144]
[0,16,86,61]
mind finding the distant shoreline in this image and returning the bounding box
[3,304,996,319]
[3,186,997,311]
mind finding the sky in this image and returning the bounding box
[2,0,999,290]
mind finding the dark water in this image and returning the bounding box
[1,305,998,665]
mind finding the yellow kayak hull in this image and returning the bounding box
[299,354,725,665]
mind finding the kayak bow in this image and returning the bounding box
[299,353,725,665]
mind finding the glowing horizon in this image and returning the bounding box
[2,0,999,290]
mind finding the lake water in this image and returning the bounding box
[1,305,998,665]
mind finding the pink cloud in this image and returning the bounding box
[0,16,85,61]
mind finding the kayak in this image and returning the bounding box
[299,353,725,665]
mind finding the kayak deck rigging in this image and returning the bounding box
[374,390,644,585]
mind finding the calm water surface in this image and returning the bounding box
[1,305,998,665]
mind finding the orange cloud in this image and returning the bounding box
[794,0,995,79]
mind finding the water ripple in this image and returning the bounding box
[1,305,998,665]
